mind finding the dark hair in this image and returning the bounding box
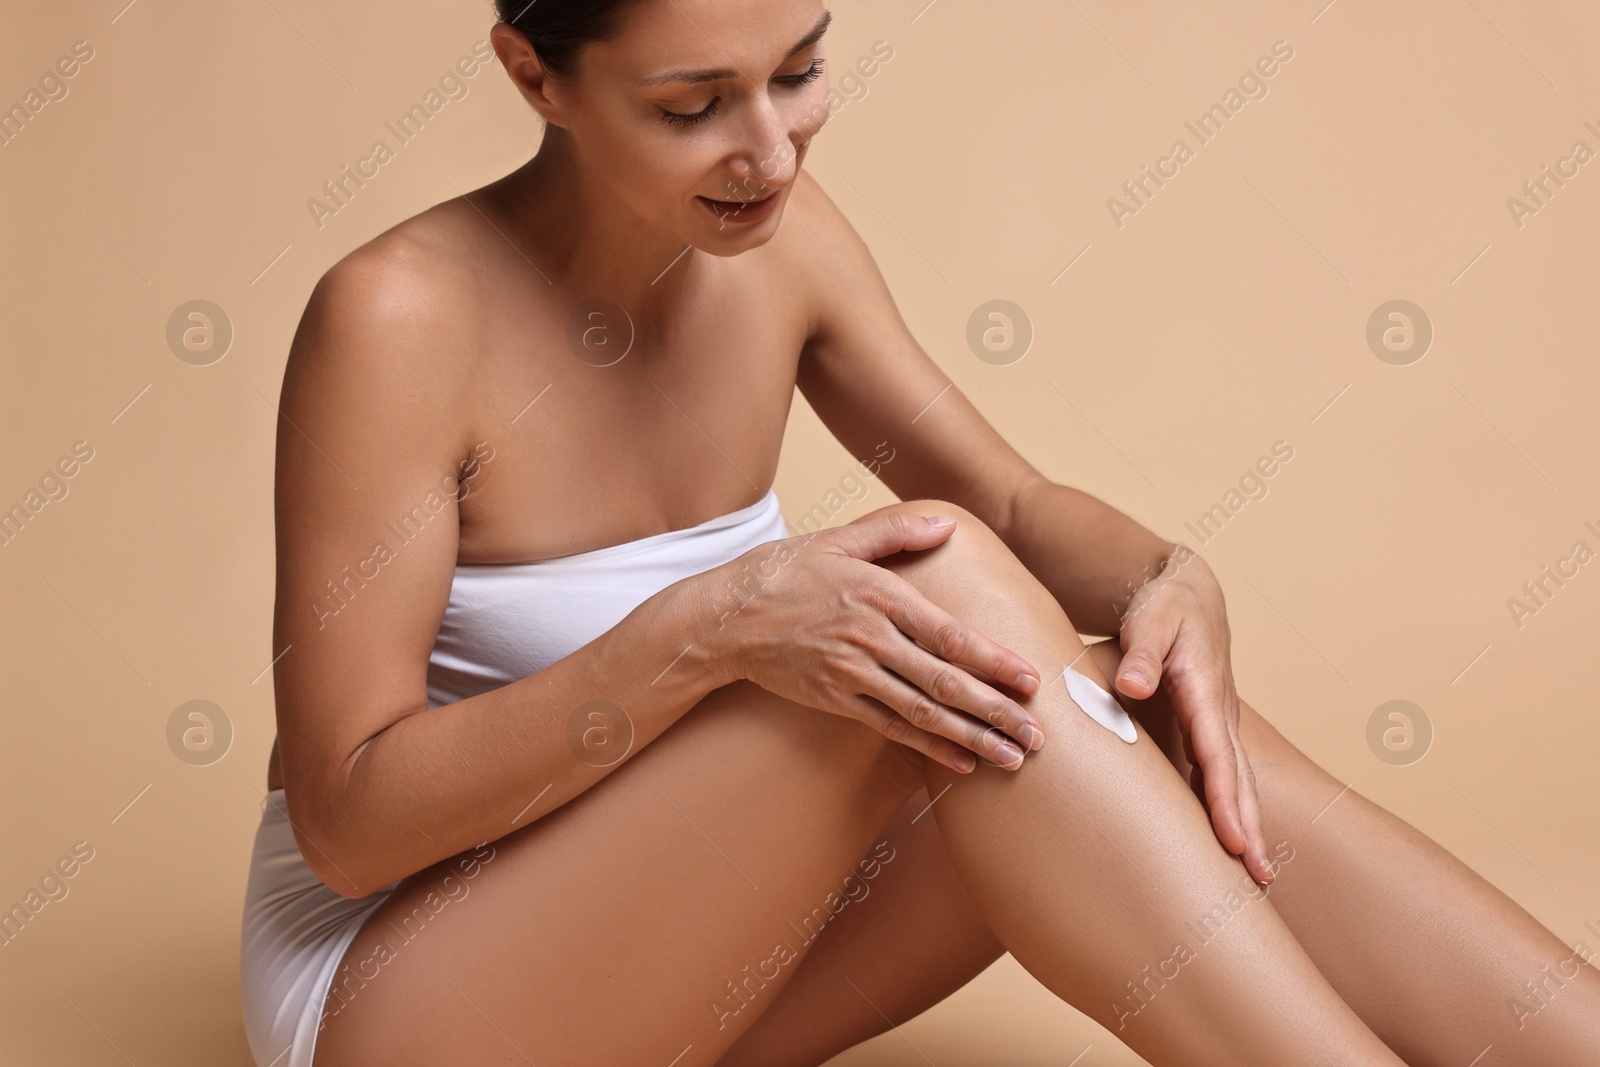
[493,0,639,84]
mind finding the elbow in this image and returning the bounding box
[282,789,384,901]
[312,851,379,901]
[291,814,376,900]
[299,826,385,901]
[283,737,392,900]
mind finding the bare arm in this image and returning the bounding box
[271,247,734,900]
[786,170,1175,634]
[1001,481,1181,638]
[787,170,1273,880]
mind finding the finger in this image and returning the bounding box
[843,694,977,774]
[874,631,1043,753]
[1235,740,1274,884]
[1115,615,1171,700]
[1115,642,1165,700]
[1215,687,1271,880]
[875,573,1042,697]
[826,510,958,563]
[1180,686,1247,856]
[917,645,1001,687]
[1195,737,1247,859]
[1228,712,1274,883]
[865,668,1028,770]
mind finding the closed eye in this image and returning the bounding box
[659,98,720,128]
[658,59,826,129]
[776,58,826,88]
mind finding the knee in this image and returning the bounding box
[858,498,1009,568]
[860,498,1065,619]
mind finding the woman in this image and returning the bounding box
[240,1,1600,1064]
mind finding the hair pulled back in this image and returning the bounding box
[492,0,640,83]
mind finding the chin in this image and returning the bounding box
[692,212,782,255]
[691,194,784,252]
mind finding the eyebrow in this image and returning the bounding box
[635,10,832,86]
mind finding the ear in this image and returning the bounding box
[490,22,571,129]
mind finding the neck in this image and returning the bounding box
[494,127,702,322]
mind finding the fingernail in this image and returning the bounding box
[926,514,955,527]
[1015,672,1040,696]
[1122,670,1148,689]
[1016,722,1045,752]
[956,751,977,773]
[994,741,1025,768]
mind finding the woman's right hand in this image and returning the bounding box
[703,511,1045,773]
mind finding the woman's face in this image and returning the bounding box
[540,0,834,252]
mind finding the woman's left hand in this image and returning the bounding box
[1114,548,1275,885]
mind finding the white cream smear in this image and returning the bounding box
[1063,665,1138,743]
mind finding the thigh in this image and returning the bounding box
[311,679,928,1067]
[715,785,1005,1067]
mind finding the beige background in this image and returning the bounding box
[4,0,1599,1063]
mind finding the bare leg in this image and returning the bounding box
[312,499,1405,1066]
[721,640,1600,1067]
[863,501,1404,1064]
[313,678,933,1066]
[716,785,1005,1067]
[1084,638,1600,1066]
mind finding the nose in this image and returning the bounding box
[726,94,799,198]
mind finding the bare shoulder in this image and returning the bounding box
[781,166,859,247]
[294,208,487,379]
[282,205,489,450]
[773,168,894,343]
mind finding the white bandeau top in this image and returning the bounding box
[426,488,790,708]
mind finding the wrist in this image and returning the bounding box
[1119,543,1208,630]
[669,564,749,691]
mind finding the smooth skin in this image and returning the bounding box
[262,1,1600,1063]
[311,502,1412,1067]
[720,616,1600,1066]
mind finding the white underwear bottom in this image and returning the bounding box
[239,789,396,1067]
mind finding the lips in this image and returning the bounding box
[700,190,777,210]
[695,186,783,226]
